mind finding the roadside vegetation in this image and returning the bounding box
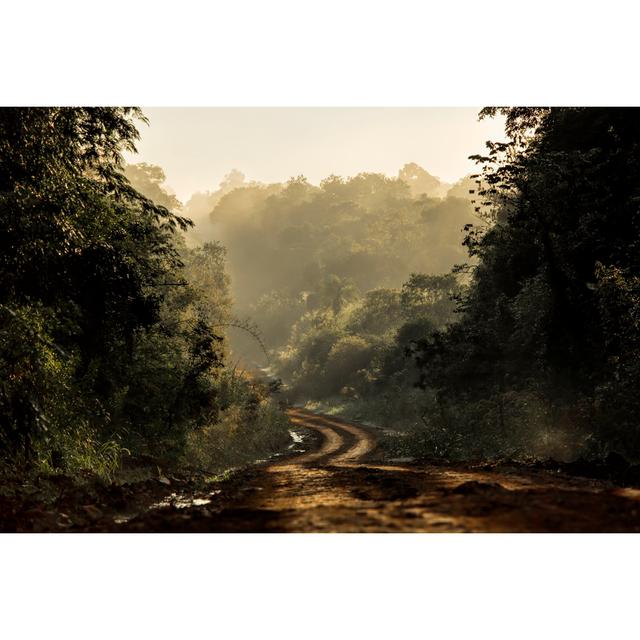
[0,108,288,492]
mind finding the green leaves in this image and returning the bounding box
[411,108,640,461]
[0,108,236,470]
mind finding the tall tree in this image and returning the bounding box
[0,108,228,465]
[414,107,640,460]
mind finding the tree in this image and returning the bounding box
[413,107,640,461]
[400,273,461,328]
[0,108,234,468]
[124,163,181,211]
[399,162,449,198]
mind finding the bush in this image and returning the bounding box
[181,371,291,473]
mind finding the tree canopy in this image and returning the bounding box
[0,108,287,476]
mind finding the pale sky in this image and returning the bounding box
[125,108,506,203]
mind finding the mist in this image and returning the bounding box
[122,107,640,468]
[180,164,475,368]
[5,106,640,537]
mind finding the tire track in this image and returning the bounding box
[118,408,640,532]
[284,408,377,466]
[285,415,343,464]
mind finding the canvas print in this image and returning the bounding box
[2,106,640,532]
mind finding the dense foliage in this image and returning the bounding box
[183,164,475,442]
[7,106,638,478]
[188,165,474,380]
[0,108,288,478]
[414,107,640,462]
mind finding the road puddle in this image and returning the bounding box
[149,491,219,510]
[288,429,304,444]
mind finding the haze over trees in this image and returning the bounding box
[182,108,640,466]
[2,106,640,491]
[184,164,475,365]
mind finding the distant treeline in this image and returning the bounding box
[182,162,476,363]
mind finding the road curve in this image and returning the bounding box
[117,409,640,533]
[283,408,377,466]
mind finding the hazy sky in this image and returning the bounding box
[125,108,506,203]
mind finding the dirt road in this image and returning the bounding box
[122,408,640,532]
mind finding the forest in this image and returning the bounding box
[2,106,640,532]
[0,108,289,484]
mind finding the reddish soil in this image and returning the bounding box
[118,408,640,533]
[5,408,640,532]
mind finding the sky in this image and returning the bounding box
[125,108,506,203]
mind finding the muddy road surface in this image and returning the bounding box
[120,408,640,533]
